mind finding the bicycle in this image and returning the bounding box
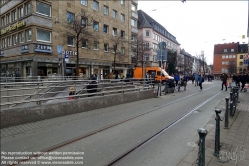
[230,87,239,116]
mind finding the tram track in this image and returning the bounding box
[10,86,216,166]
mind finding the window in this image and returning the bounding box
[1,17,5,26]
[67,12,74,23]
[103,5,108,15]
[19,32,24,43]
[81,17,87,27]
[131,34,136,41]
[145,42,150,49]
[233,55,236,58]
[93,1,99,11]
[121,47,125,55]
[121,30,125,38]
[120,14,125,22]
[19,6,24,18]
[82,40,87,48]
[145,54,149,61]
[240,55,243,59]
[121,0,124,5]
[112,28,117,36]
[229,55,232,58]
[7,36,11,46]
[2,38,6,48]
[112,10,117,18]
[26,29,32,41]
[67,36,74,46]
[223,49,227,52]
[6,14,10,24]
[81,0,87,6]
[222,55,225,59]
[104,44,108,52]
[131,4,136,11]
[12,10,17,21]
[225,55,228,58]
[145,30,150,37]
[131,19,136,27]
[13,34,17,45]
[26,3,31,15]
[231,48,234,52]
[239,62,243,66]
[93,21,99,31]
[103,24,108,33]
[93,41,99,50]
[37,29,51,42]
[36,1,51,17]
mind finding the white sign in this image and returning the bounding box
[62,50,77,56]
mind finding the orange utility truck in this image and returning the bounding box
[133,67,173,83]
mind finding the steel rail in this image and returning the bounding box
[9,86,215,166]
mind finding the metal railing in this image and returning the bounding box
[0,78,155,110]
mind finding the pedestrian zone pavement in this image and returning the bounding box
[177,91,249,166]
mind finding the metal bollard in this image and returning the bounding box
[214,109,221,157]
[197,128,208,166]
[229,92,233,101]
[224,97,229,128]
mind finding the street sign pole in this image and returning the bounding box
[57,46,63,79]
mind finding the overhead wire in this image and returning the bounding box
[146,2,181,13]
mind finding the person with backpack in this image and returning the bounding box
[221,73,227,91]
[198,74,204,91]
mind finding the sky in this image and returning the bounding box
[138,0,248,65]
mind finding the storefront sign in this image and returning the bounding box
[21,45,29,53]
[1,21,26,35]
[38,62,57,67]
[62,50,77,56]
[35,44,52,54]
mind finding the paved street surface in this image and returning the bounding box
[1,80,249,166]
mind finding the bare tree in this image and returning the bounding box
[131,34,151,77]
[109,33,127,74]
[62,10,96,77]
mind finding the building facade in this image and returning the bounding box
[136,10,180,69]
[0,0,138,79]
[213,42,238,77]
[237,44,248,73]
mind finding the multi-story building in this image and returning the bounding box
[0,0,138,79]
[178,49,193,74]
[136,10,180,68]
[237,44,248,73]
[213,42,238,78]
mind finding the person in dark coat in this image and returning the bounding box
[87,77,98,97]
[240,73,247,92]
[220,73,227,91]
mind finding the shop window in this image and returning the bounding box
[36,1,51,17]
[37,29,51,42]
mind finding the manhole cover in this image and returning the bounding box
[196,139,215,149]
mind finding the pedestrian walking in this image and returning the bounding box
[174,73,180,88]
[194,73,199,86]
[220,73,227,91]
[198,74,204,90]
[240,73,247,92]
[69,86,75,100]
[228,74,232,88]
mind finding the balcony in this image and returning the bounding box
[131,11,138,19]
[131,27,138,33]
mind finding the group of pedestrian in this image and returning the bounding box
[220,72,249,92]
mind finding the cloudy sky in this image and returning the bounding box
[138,0,248,65]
